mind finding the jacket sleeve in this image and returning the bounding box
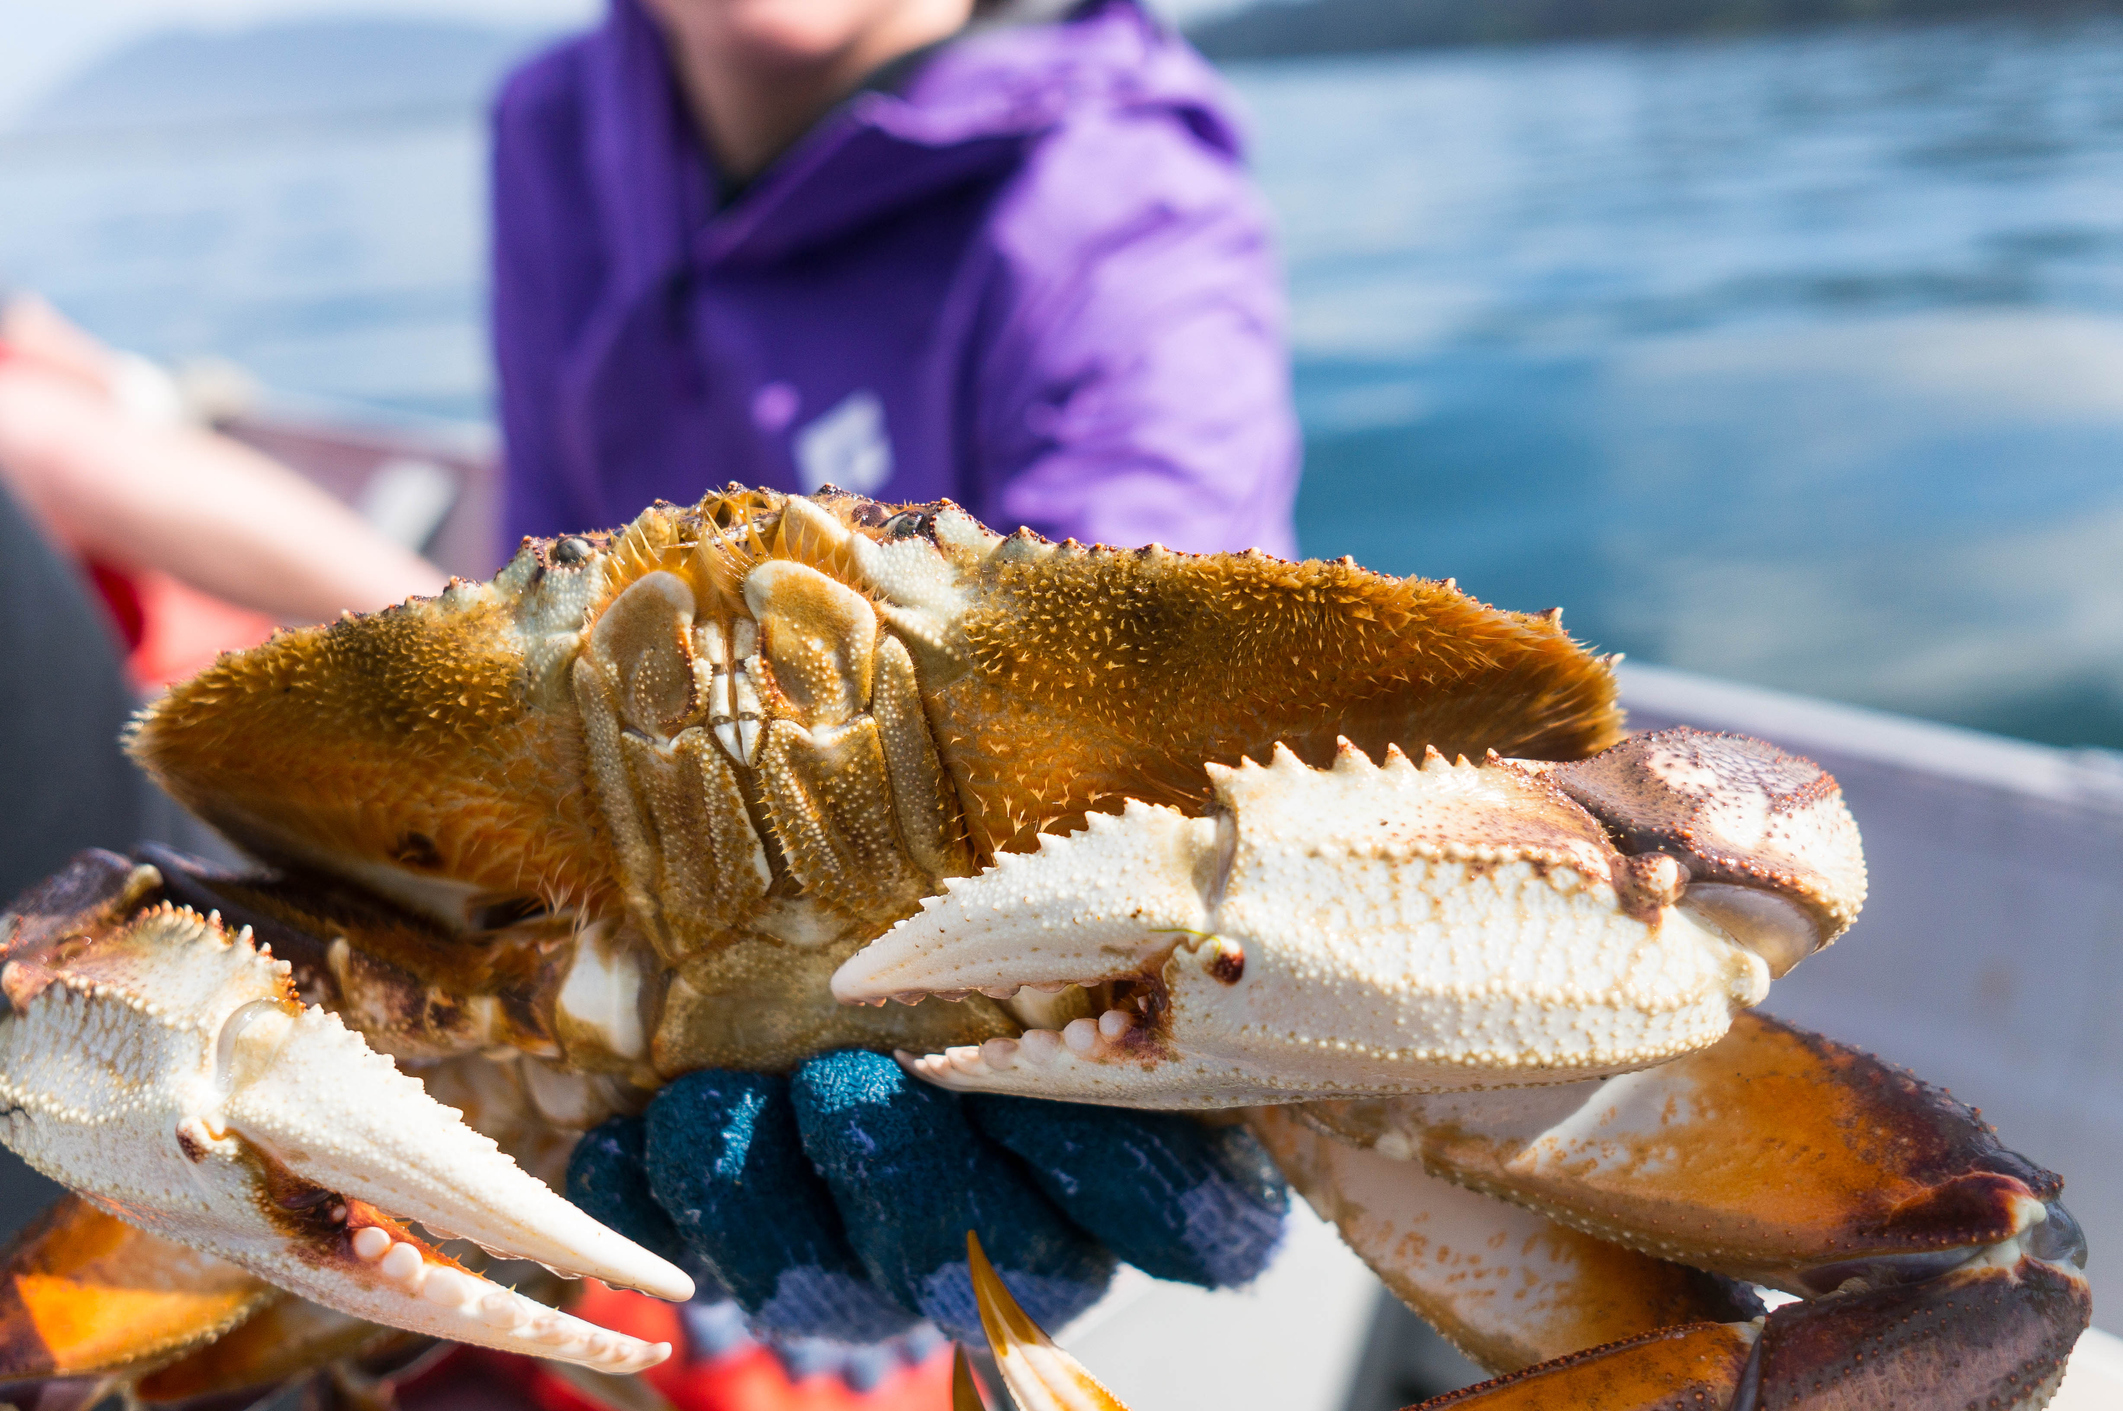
[970,108,1301,559]
[489,49,598,556]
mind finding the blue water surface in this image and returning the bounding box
[1247,18,2123,748]
[3,15,2122,745]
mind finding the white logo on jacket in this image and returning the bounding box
[795,391,893,495]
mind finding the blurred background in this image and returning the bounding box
[6,0,2123,749]
[5,3,2123,1409]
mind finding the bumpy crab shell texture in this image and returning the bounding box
[0,858,689,1377]
[840,742,1782,1106]
[1,487,2088,1411]
[124,487,1630,1087]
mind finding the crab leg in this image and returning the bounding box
[1298,1009,2086,1297]
[1286,1010,2090,1409]
[1247,1108,1760,1374]
[965,1232,1126,1411]
[0,1196,272,1384]
[956,1013,2089,1411]
[134,1292,411,1404]
[0,853,689,1374]
[1402,1257,2084,1410]
[1406,1325,1758,1411]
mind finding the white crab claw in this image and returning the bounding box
[0,902,689,1373]
[1546,727,1867,976]
[838,742,1782,1108]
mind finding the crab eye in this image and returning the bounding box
[552,536,592,565]
[881,511,932,539]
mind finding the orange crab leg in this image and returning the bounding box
[1249,1108,1758,1373]
[1747,1257,2082,1408]
[1409,1323,1754,1410]
[1276,1010,2089,1410]
[1412,1256,2083,1410]
[958,1215,2079,1411]
[134,1293,405,1405]
[1299,1010,2081,1294]
[965,1231,1126,1411]
[0,1196,271,1382]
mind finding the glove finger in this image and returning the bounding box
[565,1113,699,1270]
[645,1069,915,1342]
[789,1050,1114,1343]
[965,1095,1290,1288]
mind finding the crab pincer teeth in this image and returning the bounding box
[211,1002,692,1302]
[304,1200,672,1374]
[0,904,689,1371]
[831,801,1212,1007]
[847,747,1775,1108]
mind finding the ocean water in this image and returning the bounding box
[0,111,492,421]
[4,16,2122,746]
[1247,17,2123,749]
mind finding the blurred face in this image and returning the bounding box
[640,0,974,177]
[639,0,956,71]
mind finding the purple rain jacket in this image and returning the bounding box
[489,0,1299,559]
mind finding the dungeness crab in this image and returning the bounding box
[0,486,2091,1409]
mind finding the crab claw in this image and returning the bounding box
[1545,727,1866,976]
[0,880,689,1374]
[966,1232,1129,1411]
[837,738,1812,1107]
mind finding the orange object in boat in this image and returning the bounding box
[522,1284,955,1411]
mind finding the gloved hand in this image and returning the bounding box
[565,1050,1289,1343]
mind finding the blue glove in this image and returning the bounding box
[566,1050,1288,1343]
[960,1092,1290,1289]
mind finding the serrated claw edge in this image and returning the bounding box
[850,741,1785,1108]
[0,903,686,1373]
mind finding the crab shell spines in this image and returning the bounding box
[128,579,615,928]
[843,744,1774,1106]
[126,488,1627,1083]
[932,541,1623,856]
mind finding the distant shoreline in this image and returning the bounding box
[13,19,552,137]
[1186,0,2123,60]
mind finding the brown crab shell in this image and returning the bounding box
[125,488,1625,1077]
